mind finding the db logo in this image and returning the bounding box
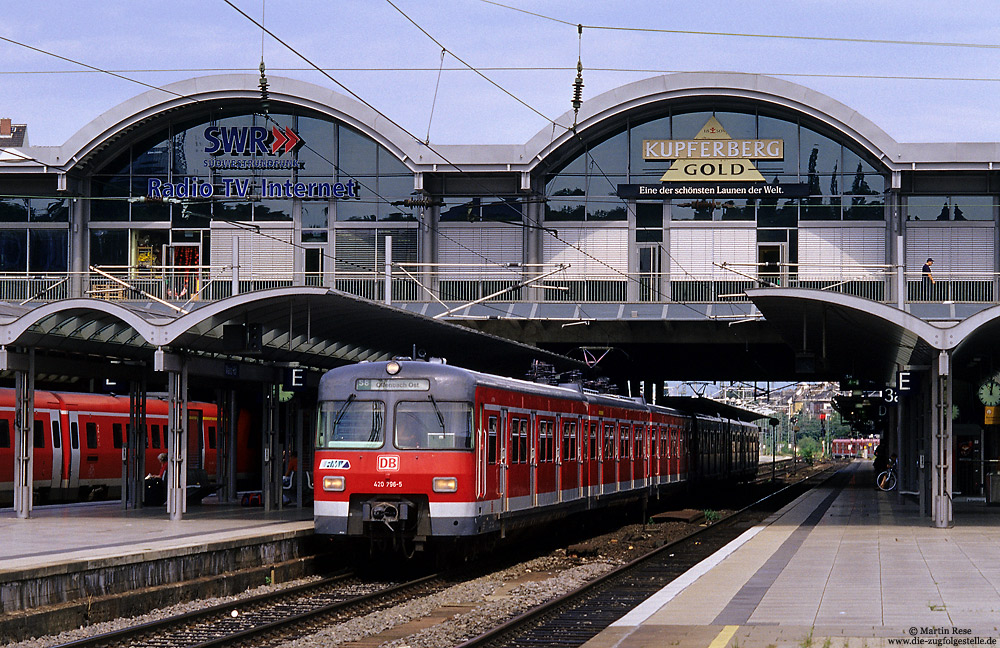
[376,455,400,471]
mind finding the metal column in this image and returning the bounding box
[166,361,189,521]
[932,350,953,528]
[13,349,35,519]
[262,384,279,511]
[124,376,148,509]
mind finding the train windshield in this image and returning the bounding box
[395,400,474,449]
[316,399,385,449]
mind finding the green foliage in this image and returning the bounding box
[703,509,720,523]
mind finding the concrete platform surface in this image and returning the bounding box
[0,499,313,576]
[585,462,1000,648]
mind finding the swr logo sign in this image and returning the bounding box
[376,455,400,471]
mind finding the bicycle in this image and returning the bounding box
[876,458,898,491]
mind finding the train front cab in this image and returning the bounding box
[313,362,480,551]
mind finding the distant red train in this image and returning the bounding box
[831,437,879,459]
[0,389,254,505]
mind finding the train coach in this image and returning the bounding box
[0,389,253,505]
[313,359,759,554]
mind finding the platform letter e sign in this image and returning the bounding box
[377,455,400,471]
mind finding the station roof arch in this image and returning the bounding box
[524,72,902,176]
[745,288,942,382]
[48,74,426,174]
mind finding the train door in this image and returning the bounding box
[67,411,81,493]
[506,412,528,511]
[49,413,64,494]
[587,421,600,498]
[529,413,538,508]
[498,409,508,513]
[481,407,503,507]
[33,415,53,488]
[559,418,580,503]
[187,409,204,474]
[602,421,616,495]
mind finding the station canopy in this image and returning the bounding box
[0,288,580,383]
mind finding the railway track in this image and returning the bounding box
[50,571,449,648]
[454,465,840,648]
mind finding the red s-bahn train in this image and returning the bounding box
[0,388,252,505]
[313,360,760,554]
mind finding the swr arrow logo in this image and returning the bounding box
[271,126,302,155]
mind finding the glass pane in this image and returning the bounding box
[758,115,799,177]
[587,130,628,176]
[0,197,29,223]
[89,229,128,266]
[29,229,68,272]
[255,199,293,221]
[629,115,671,178]
[635,202,663,228]
[950,196,993,221]
[132,134,171,175]
[801,126,842,184]
[317,399,385,449]
[301,199,329,228]
[0,230,26,271]
[296,116,335,177]
[545,198,585,221]
[719,198,755,221]
[395,401,473,449]
[30,198,69,222]
[338,126,377,176]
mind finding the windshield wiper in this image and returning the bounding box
[333,393,356,427]
[428,394,446,431]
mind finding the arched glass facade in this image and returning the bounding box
[84,111,416,295]
[544,109,887,223]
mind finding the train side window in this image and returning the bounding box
[52,421,61,449]
[518,419,528,463]
[34,420,45,448]
[150,424,160,448]
[71,422,79,449]
[634,425,642,459]
[85,422,98,449]
[208,426,217,450]
[619,424,629,460]
[113,423,124,449]
[589,422,598,460]
[0,419,9,448]
[487,416,497,464]
[562,420,577,462]
[602,423,614,459]
[509,418,520,463]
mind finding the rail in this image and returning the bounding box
[1,264,997,307]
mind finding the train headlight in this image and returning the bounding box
[386,361,401,375]
[323,475,346,492]
[432,477,458,493]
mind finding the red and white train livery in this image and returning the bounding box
[0,389,249,504]
[313,360,759,552]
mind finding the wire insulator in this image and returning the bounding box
[572,61,584,112]
[258,59,270,114]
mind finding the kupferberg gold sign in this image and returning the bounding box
[642,138,783,160]
[643,116,783,182]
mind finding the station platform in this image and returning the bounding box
[587,461,1000,648]
[0,498,316,635]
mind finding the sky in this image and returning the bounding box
[5,1,1000,149]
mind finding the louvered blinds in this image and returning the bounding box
[439,226,523,279]
[669,227,755,279]
[334,228,417,274]
[799,227,886,280]
[542,227,628,279]
[906,227,993,277]
[211,225,294,279]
